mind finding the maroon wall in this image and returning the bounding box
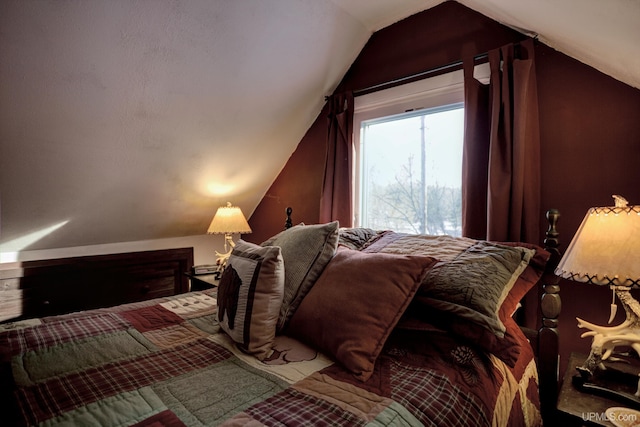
[247,103,329,243]
[536,43,640,374]
[248,0,640,374]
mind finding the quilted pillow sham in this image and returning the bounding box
[261,221,339,332]
[217,240,284,360]
[401,242,549,366]
[358,231,550,366]
[337,227,384,250]
[419,241,535,338]
[287,246,437,382]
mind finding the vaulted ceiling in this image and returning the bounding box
[1,0,638,253]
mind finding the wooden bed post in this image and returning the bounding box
[285,207,293,230]
[539,209,561,421]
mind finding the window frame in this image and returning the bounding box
[352,64,489,228]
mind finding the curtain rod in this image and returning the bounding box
[323,52,489,101]
[352,52,488,98]
[325,38,535,101]
[349,36,538,99]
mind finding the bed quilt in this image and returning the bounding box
[0,289,540,427]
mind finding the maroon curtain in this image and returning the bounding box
[462,39,541,243]
[319,92,354,226]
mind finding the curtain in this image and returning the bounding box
[319,92,354,226]
[462,39,541,243]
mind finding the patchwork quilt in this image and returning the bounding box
[0,289,541,426]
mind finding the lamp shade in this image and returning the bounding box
[555,201,640,287]
[207,202,252,235]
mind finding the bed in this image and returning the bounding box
[0,209,561,426]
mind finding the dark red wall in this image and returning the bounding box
[536,43,640,374]
[248,1,640,375]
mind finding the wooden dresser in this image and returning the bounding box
[0,248,193,323]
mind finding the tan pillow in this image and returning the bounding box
[287,246,436,381]
[261,221,339,332]
[217,240,284,360]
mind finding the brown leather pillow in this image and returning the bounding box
[287,246,436,381]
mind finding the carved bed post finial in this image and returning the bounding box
[544,209,560,254]
[539,208,561,422]
[285,207,293,230]
[541,209,561,346]
[542,208,561,329]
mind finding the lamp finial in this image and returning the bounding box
[613,194,628,208]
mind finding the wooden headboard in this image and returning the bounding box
[0,247,194,322]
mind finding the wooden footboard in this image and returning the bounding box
[0,247,193,322]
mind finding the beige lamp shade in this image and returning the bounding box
[555,201,640,287]
[207,202,252,235]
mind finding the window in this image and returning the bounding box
[354,64,489,236]
[358,105,463,235]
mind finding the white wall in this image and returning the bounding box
[0,234,227,266]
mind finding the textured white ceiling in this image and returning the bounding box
[457,0,640,91]
[329,0,445,31]
[334,0,640,88]
[0,0,370,251]
[1,0,638,252]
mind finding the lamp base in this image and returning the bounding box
[577,286,640,377]
[215,248,232,272]
[573,353,640,409]
[214,233,237,272]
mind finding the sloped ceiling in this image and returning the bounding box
[1,0,638,253]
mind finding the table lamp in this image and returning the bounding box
[555,195,640,399]
[207,202,252,270]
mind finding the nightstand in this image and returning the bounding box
[557,352,636,426]
[185,272,219,291]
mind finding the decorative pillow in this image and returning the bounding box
[287,246,437,382]
[217,240,284,360]
[399,300,525,367]
[400,242,549,367]
[261,221,339,332]
[337,227,384,250]
[418,241,535,338]
[496,242,551,318]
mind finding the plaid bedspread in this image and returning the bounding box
[0,290,540,426]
